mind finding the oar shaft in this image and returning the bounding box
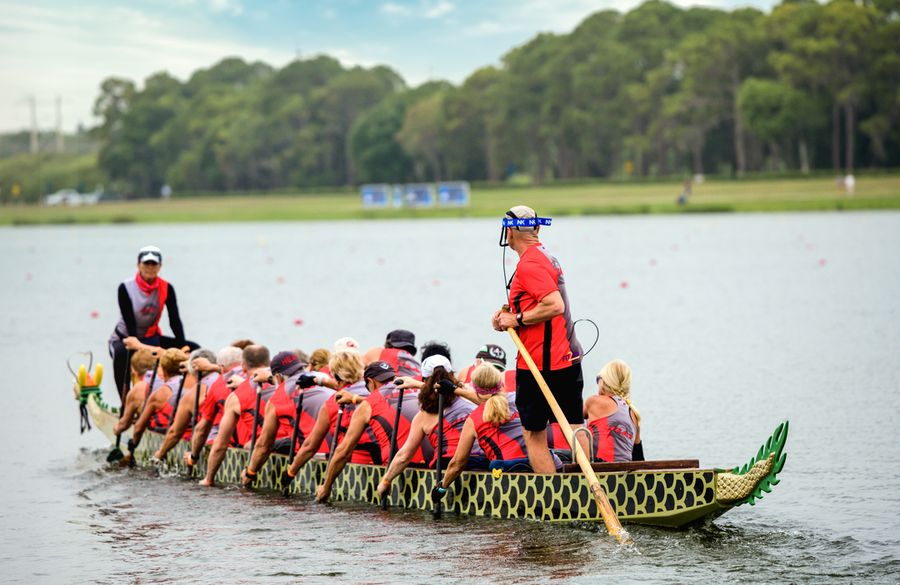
[289,386,305,460]
[132,358,161,452]
[192,372,203,429]
[330,405,345,460]
[433,392,445,519]
[249,386,262,453]
[506,327,625,541]
[382,387,406,509]
[167,374,187,432]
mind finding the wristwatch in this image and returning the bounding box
[516,312,524,326]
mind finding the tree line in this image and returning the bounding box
[88,0,899,197]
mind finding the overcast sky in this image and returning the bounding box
[0,0,779,133]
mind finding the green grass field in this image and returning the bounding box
[3,175,899,226]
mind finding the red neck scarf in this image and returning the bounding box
[135,271,163,294]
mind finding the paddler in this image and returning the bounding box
[315,360,415,503]
[491,205,588,473]
[200,344,272,487]
[362,329,422,377]
[129,348,190,454]
[184,345,244,469]
[108,245,198,401]
[456,344,516,396]
[283,351,370,485]
[377,355,484,500]
[435,364,553,504]
[153,347,217,461]
[585,359,643,462]
[112,348,159,436]
[241,350,335,487]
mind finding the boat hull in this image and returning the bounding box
[84,392,786,528]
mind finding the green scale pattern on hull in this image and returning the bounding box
[137,432,727,527]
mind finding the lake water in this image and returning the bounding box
[1,212,899,583]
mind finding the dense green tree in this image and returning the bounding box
[80,1,899,196]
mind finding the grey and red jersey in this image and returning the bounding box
[587,396,636,463]
[110,278,163,343]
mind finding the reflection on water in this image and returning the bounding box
[1,213,899,583]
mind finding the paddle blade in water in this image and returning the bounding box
[106,448,124,463]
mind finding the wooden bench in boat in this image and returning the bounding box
[561,459,700,474]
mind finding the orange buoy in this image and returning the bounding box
[276,276,285,284]
[293,318,304,326]
[619,281,629,289]
[90,310,100,319]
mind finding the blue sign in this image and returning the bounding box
[438,181,470,207]
[361,184,391,208]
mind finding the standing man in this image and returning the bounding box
[491,205,586,473]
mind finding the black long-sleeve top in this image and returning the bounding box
[117,282,186,341]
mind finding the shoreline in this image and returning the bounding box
[3,176,898,226]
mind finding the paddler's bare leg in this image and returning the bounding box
[243,402,279,486]
[201,403,238,487]
[523,429,557,473]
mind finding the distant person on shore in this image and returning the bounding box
[677,178,692,206]
[109,245,198,402]
[584,359,643,462]
[844,174,856,197]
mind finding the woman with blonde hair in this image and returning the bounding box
[284,351,369,481]
[584,359,643,462]
[434,364,543,501]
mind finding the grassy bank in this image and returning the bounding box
[3,175,899,226]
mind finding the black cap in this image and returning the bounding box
[475,344,506,370]
[271,351,304,377]
[385,329,416,353]
[364,361,396,383]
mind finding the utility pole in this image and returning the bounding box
[56,96,64,153]
[29,95,39,154]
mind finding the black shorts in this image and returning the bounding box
[515,364,584,432]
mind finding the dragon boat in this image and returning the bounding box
[74,367,788,529]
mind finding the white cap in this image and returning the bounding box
[421,354,452,378]
[138,245,162,264]
[508,205,538,232]
[333,337,360,354]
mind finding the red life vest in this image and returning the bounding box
[468,396,528,461]
[546,422,570,450]
[587,396,636,462]
[427,396,476,467]
[147,374,185,432]
[272,378,334,455]
[323,380,371,463]
[233,378,276,447]
[358,390,409,466]
[199,366,241,425]
[379,385,427,463]
[379,347,422,379]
